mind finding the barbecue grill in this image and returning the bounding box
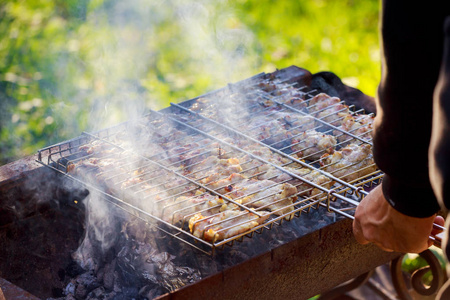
[1,66,442,300]
[36,66,381,255]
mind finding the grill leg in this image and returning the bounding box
[318,249,446,300]
[391,249,446,300]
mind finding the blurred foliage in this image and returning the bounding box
[0,0,380,164]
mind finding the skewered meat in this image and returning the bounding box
[189,97,218,120]
[161,192,237,224]
[287,168,334,198]
[198,163,244,186]
[225,178,297,217]
[78,140,116,155]
[251,95,276,109]
[273,87,308,109]
[188,156,243,180]
[308,93,349,126]
[165,139,214,163]
[273,112,315,136]
[189,210,270,242]
[257,81,278,92]
[243,116,292,144]
[283,95,307,109]
[68,156,128,181]
[308,93,340,112]
[207,173,248,191]
[333,114,374,145]
[320,143,376,182]
[240,143,292,165]
[189,96,252,124]
[291,130,337,161]
[256,165,293,182]
[257,166,333,198]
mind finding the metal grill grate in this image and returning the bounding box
[37,69,383,255]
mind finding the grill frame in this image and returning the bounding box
[36,66,382,255]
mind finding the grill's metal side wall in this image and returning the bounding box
[154,218,400,300]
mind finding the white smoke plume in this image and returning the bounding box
[70,0,260,269]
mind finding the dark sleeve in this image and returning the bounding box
[429,17,450,212]
[373,0,450,217]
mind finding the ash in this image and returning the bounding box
[48,198,346,300]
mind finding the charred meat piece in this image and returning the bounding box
[251,95,276,110]
[320,143,376,182]
[257,81,278,92]
[78,140,118,155]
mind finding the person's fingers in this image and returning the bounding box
[432,216,445,236]
[428,215,445,247]
[352,218,369,245]
[435,215,445,225]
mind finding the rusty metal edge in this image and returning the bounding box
[0,154,42,190]
[0,277,41,300]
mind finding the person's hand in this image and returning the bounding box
[352,184,444,253]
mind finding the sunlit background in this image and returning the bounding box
[0,0,380,164]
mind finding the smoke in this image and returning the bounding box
[72,189,122,270]
[175,1,258,84]
[60,0,260,133]
[67,0,260,275]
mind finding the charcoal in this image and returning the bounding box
[86,286,106,299]
[102,259,117,291]
[52,287,64,298]
[41,195,348,300]
[113,278,122,293]
[75,283,88,299]
[139,285,164,299]
[74,271,101,298]
[64,280,76,296]
[121,286,139,298]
